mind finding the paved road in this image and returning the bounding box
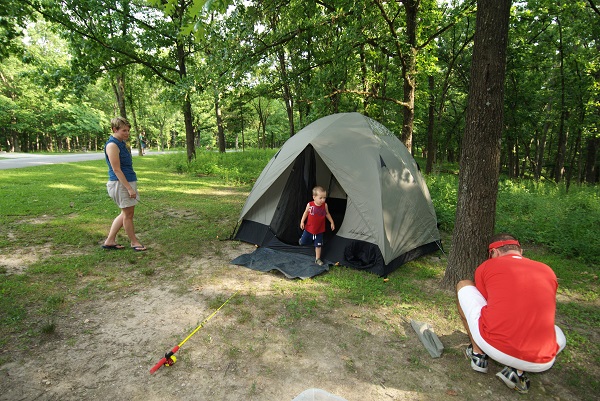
[0,150,164,170]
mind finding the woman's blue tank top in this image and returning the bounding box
[105,136,137,182]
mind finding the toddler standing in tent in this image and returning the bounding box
[299,186,335,266]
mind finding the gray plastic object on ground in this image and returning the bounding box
[410,319,444,358]
[291,388,349,401]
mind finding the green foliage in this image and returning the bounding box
[425,173,600,265]
[162,148,278,185]
[424,173,458,232]
[495,179,600,264]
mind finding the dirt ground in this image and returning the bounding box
[0,242,586,401]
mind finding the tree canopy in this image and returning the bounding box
[0,0,597,174]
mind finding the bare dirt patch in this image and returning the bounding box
[0,242,586,401]
[0,245,53,275]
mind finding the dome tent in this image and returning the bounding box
[233,112,441,277]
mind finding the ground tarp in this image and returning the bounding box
[230,247,329,279]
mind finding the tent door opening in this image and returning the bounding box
[269,145,346,245]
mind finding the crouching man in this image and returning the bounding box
[456,233,566,393]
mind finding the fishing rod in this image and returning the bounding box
[149,291,238,374]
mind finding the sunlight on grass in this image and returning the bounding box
[47,183,87,191]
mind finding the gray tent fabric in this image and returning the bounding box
[231,247,329,279]
[233,112,441,277]
[410,319,444,358]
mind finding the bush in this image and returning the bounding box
[496,180,600,264]
[425,173,458,232]
[426,173,600,265]
[162,148,278,185]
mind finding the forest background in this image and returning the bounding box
[1,0,598,187]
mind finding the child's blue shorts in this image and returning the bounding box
[299,231,324,247]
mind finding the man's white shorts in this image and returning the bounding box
[107,180,138,209]
[457,285,566,372]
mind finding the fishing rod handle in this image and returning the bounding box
[149,345,180,374]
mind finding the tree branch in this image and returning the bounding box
[326,89,410,108]
[588,0,600,16]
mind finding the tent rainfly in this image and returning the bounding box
[234,112,441,276]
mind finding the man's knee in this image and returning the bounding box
[456,279,475,293]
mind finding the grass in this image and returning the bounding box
[0,150,598,398]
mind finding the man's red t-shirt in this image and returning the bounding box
[475,254,560,363]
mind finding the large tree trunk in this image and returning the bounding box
[443,0,512,288]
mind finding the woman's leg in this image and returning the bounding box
[105,212,124,246]
[121,205,143,247]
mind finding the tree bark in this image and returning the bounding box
[554,17,568,183]
[534,103,552,180]
[426,75,436,174]
[584,136,599,183]
[126,87,142,156]
[277,49,295,138]
[176,39,196,162]
[443,0,512,288]
[400,0,419,153]
[214,91,226,153]
[112,73,127,119]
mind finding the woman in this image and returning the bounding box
[102,117,147,251]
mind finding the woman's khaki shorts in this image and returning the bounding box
[107,180,138,209]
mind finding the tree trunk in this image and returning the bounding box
[565,128,582,192]
[534,105,551,180]
[126,88,142,156]
[183,98,195,160]
[554,17,568,183]
[111,73,127,119]
[277,49,295,138]
[175,40,196,162]
[215,92,226,153]
[443,0,512,288]
[240,103,245,151]
[426,75,436,174]
[584,136,599,183]
[400,0,419,153]
[506,136,515,178]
